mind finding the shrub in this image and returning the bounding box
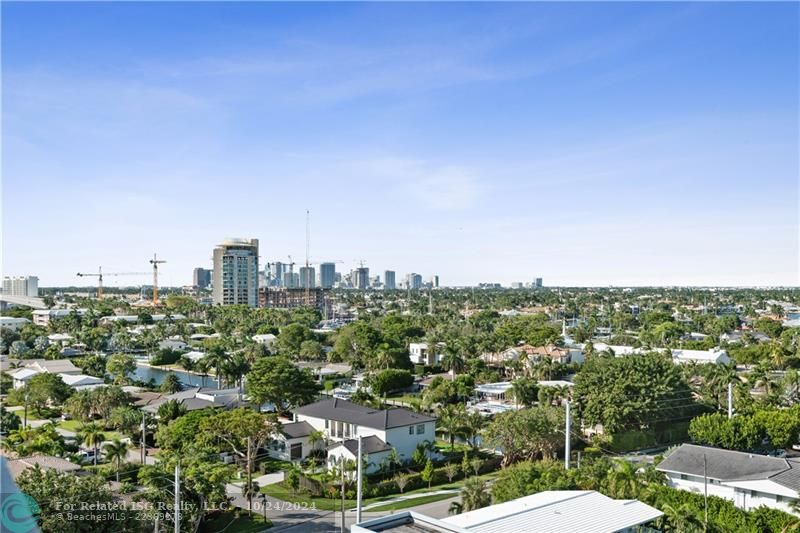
[369,369,414,396]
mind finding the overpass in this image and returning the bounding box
[0,294,48,309]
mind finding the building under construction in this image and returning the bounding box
[258,287,330,312]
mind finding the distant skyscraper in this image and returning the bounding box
[407,273,422,290]
[283,271,299,288]
[192,268,212,289]
[319,263,336,289]
[271,262,285,287]
[2,276,39,297]
[431,275,439,288]
[384,270,396,290]
[212,238,259,306]
[356,267,369,289]
[535,277,543,288]
[299,266,316,289]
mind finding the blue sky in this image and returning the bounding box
[3,2,798,287]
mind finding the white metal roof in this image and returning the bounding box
[443,491,663,533]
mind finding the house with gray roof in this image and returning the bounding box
[286,397,436,471]
[657,444,800,513]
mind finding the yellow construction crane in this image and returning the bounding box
[149,253,167,306]
[76,267,149,300]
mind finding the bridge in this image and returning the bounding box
[0,294,48,309]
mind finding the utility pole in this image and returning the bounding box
[727,382,733,419]
[703,454,708,532]
[174,461,181,533]
[356,436,363,524]
[23,391,29,428]
[141,411,146,464]
[340,457,346,533]
[564,400,571,470]
[247,437,253,518]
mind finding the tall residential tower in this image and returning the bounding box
[319,263,336,289]
[212,238,259,306]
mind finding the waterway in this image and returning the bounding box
[130,363,219,389]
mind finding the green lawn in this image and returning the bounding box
[55,419,124,441]
[385,393,421,405]
[256,456,293,474]
[261,482,355,511]
[261,474,497,512]
[199,510,271,533]
[367,492,458,512]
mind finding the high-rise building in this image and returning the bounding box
[356,267,369,290]
[283,271,299,288]
[193,268,212,289]
[299,266,316,289]
[319,263,336,289]
[269,262,285,287]
[535,277,543,288]
[384,270,396,290]
[212,238,259,306]
[2,276,39,297]
[431,275,439,288]
[407,273,422,290]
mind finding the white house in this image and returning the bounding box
[9,360,103,391]
[47,333,74,345]
[657,444,800,513]
[353,490,663,533]
[252,334,278,351]
[328,435,393,473]
[0,317,30,331]
[409,342,445,366]
[32,309,85,327]
[283,397,436,472]
[59,373,106,391]
[670,348,730,365]
[9,368,40,389]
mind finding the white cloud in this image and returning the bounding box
[355,157,484,211]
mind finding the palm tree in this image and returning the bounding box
[203,348,229,390]
[222,352,250,393]
[749,364,778,398]
[103,438,129,482]
[195,358,211,388]
[783,368,800,404]
[157,399,187,423]
[242,480,261,518]
[607,459,641,499]
[533,357,557,380]
[178,356,196,373]
[460,477,490,511]
[441,346,466,375]
[659,501,704,532]
[79,422,106,466]
[437,404,466,452]
[462,411,486,450]
[308,430,325,453]
[770,340,788,369]
[448,501,463,515]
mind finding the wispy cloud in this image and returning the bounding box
[356,157,484,211]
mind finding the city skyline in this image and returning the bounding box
[3,2,798,287]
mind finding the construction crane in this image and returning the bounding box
[76,267,149,300]
[305,210,311,299]
[149,253,167,306]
